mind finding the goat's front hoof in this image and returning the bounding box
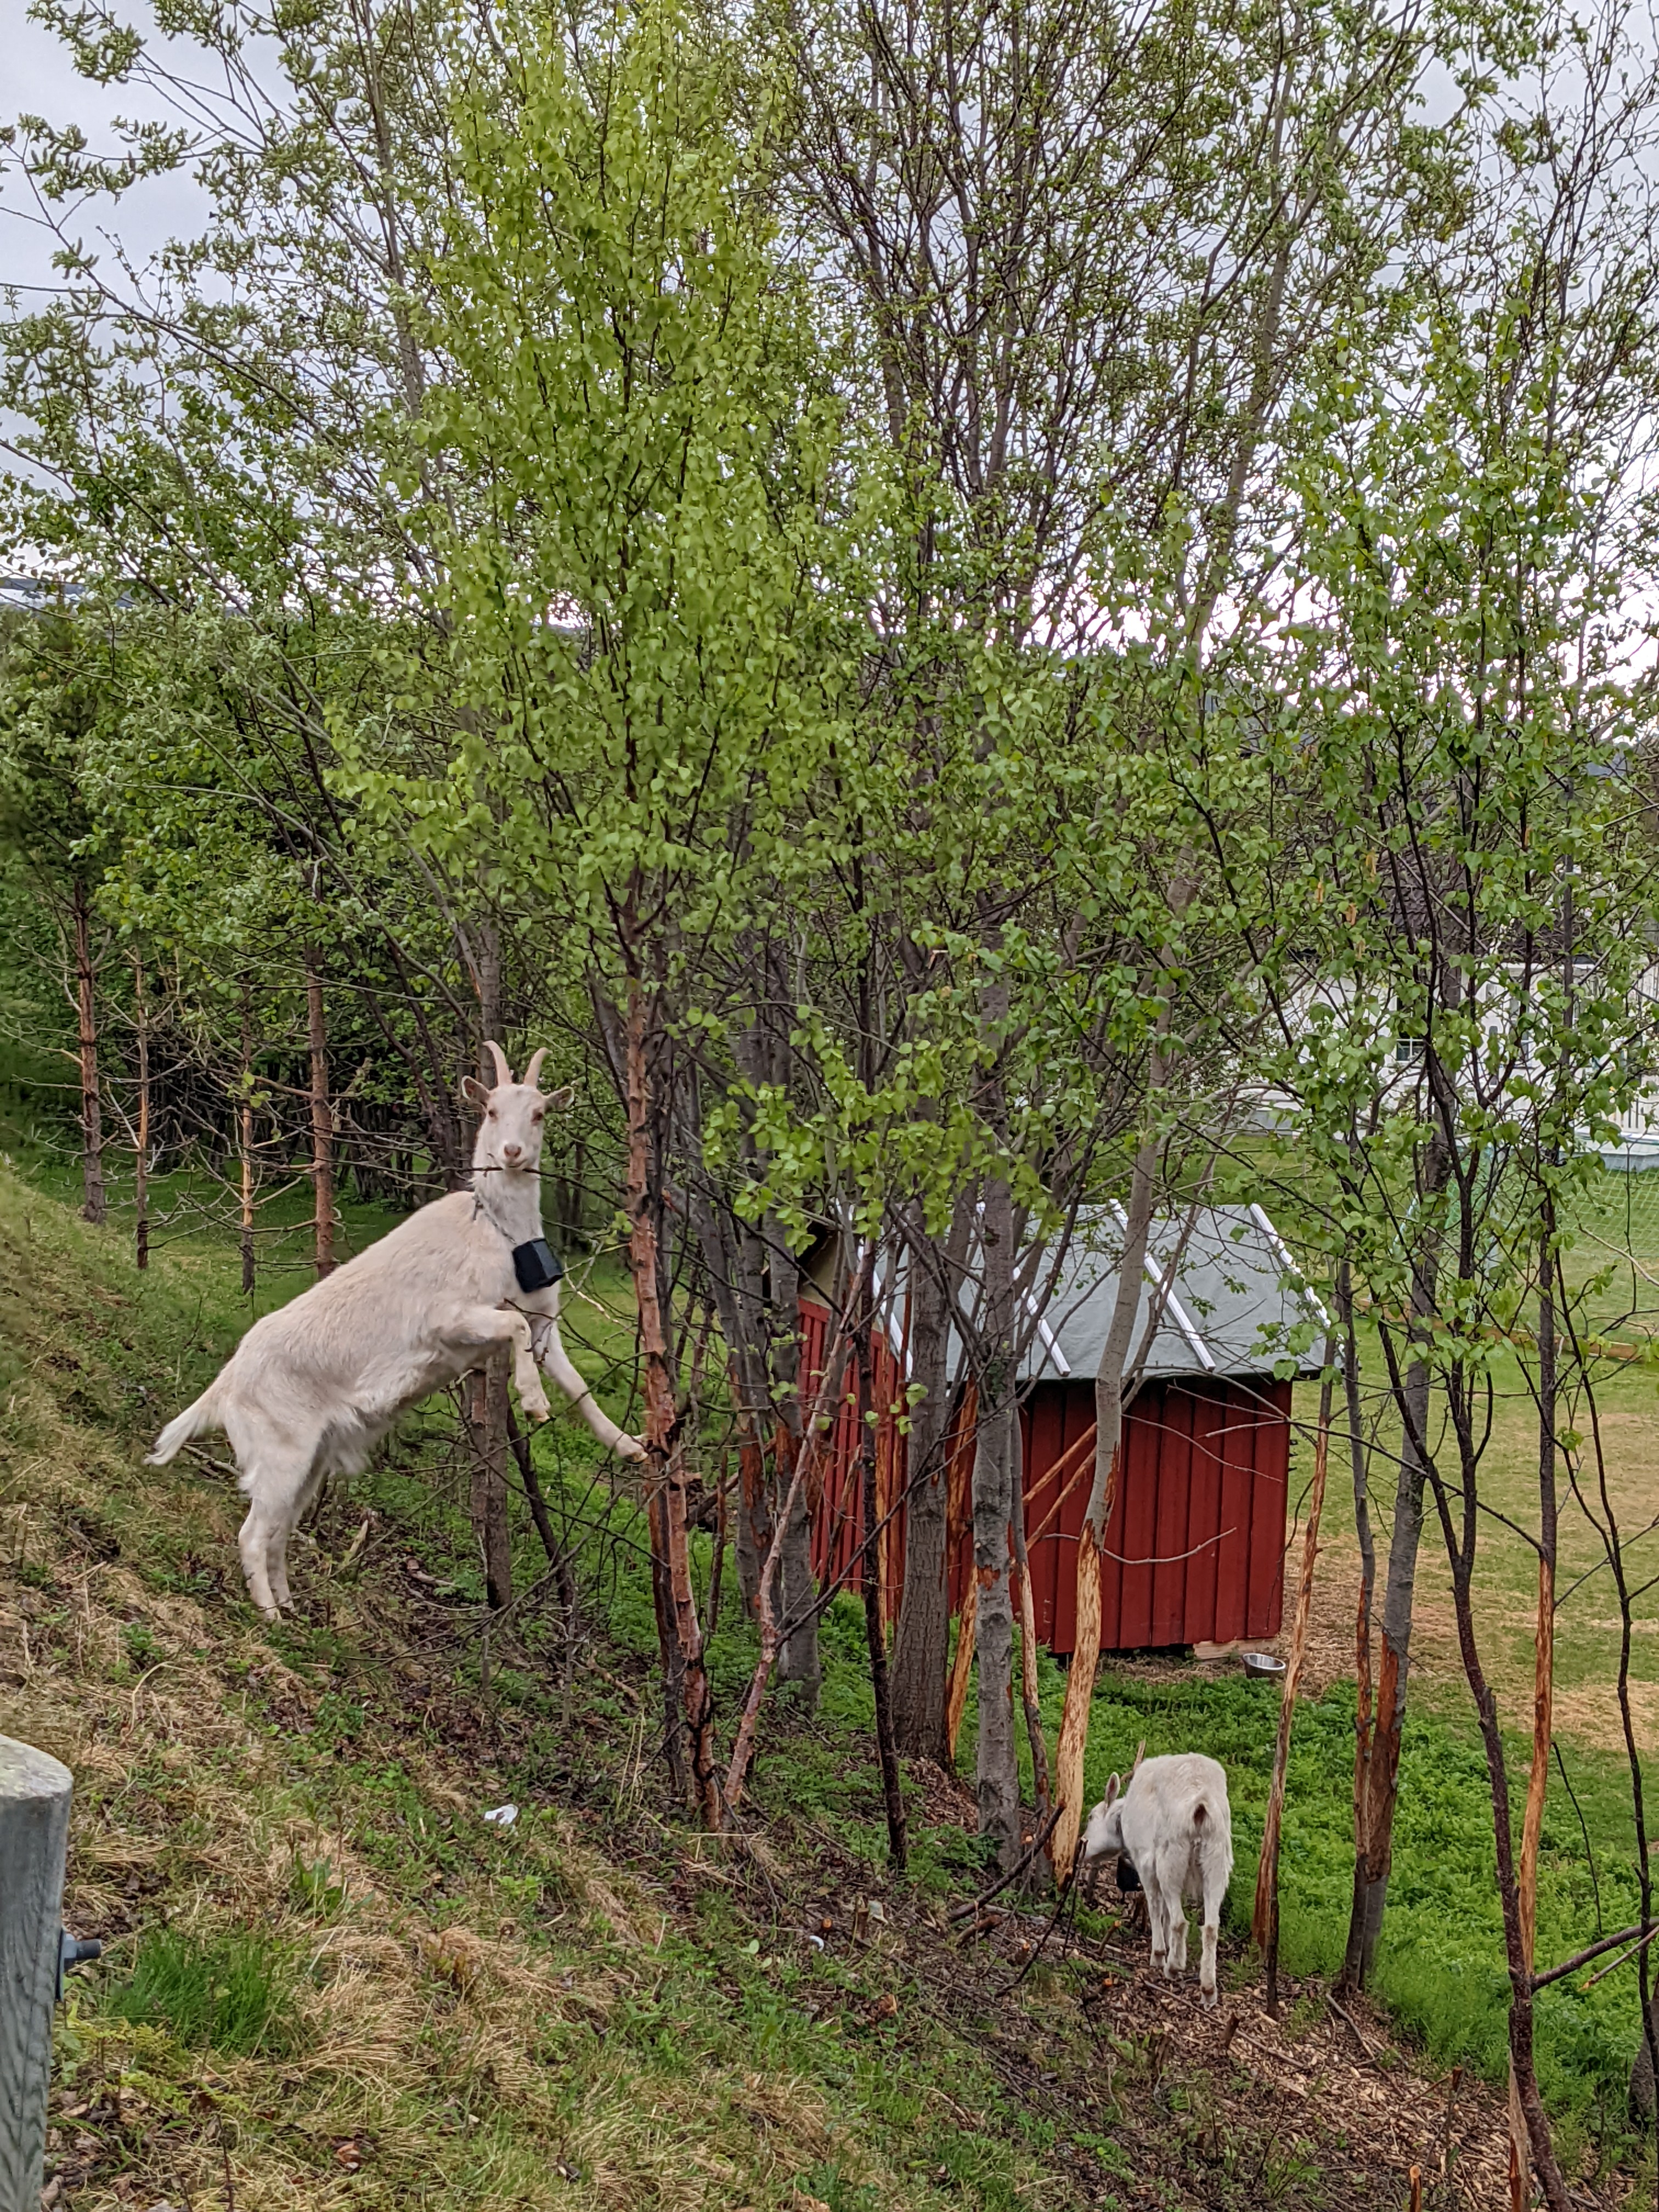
[1200,1986,1218,2010]
[525,1397,551,1424]
[618,1435,647,1462]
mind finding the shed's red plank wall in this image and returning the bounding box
[797,1293,1291,1654]
[1012,1376,1291,1654]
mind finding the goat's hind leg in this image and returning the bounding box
[1167,1900,1190,1976]
[1143,1876,1170,1973]
[267,1459,330,1612]
[1198,1860,1226,2007]
[1148,1846,1191,1979]
[234,1443,319,1621]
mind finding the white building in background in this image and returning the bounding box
[1238,958,1659,1174]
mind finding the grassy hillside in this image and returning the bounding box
[0,1163,1648,2207]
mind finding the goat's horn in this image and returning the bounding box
[482,1040,512,1088]
[522,1047,548,1092]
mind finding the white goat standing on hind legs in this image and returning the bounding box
[146,1044,646,1617]
[1082,1753,1234,2007]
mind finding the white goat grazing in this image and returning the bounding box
[1082,1753,1233,2006]
[146,1045,645,1617]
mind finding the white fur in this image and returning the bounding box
[147,1045,645,1617]
[1082,1752,1233,2006]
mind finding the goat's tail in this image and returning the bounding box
[1192,1801,1210,1829]
[146,1384,224,1466]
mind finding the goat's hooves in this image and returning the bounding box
[618,1436,647,1462]
[525,1400,552,1424]
[1200,1989,1218,2010]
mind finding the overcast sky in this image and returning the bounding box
[2,2,216,300]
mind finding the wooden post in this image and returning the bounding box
[0,1737,73,2212]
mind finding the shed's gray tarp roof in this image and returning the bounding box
[1014,1204,1328,1384]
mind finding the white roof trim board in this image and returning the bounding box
[1013,1203,1328,1386]
[1107,1200,1217,1373]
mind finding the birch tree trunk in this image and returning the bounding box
[238,984,256,1298]
[732,1210,774,1622]
[1510,1237,1557,2204]
[857,1314,908,1869]
[624,973,721,1829]
[889,1213,961,1762]
[1011,1451,1052,1854]
[469,1356,514,1611]
[1338,1260,1378,1994]
[768,1223,821,1710]
[973,1171,1022,1874]
[1050,1124,1160,1877]
[1346,1129,1451,1982]
[1254,1342,1335,2011]
[306,950,335,1277]
[464,1032,514,1600]
[132,951,150,1271]
[71,879,105,1225]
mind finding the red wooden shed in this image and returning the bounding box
[804,1204,1325,1655]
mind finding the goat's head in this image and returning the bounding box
[1081,1769,1130,1863]
[462,1042,574,1177]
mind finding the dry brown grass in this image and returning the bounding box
[2,1177,983,2212]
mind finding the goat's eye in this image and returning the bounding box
[487,1108,496,1119]
[532,1111,544,1124]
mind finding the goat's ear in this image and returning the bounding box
[461,1075,490,1108]
[545,1083,575,1111]
[482,1040,512,1088]
[1104,1771,1122,1809]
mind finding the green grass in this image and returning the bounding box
[5,1125,1657,2197]
[1070,1673,1645,2120]
[106,1927,301,2057]
[548,1442,1654,2145]
[0,1159,1122,2211]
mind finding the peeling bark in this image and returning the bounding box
[973,1172,1021,1874]
[624,976,721,1829]
[890,1205,966,1762]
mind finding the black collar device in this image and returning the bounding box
[511,1238,564,1294]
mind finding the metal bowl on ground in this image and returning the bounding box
[1242,1650,1286,1679]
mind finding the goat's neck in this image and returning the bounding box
[469,1163,545,1249]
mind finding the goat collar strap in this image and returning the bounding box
[512,1237,564,1294]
